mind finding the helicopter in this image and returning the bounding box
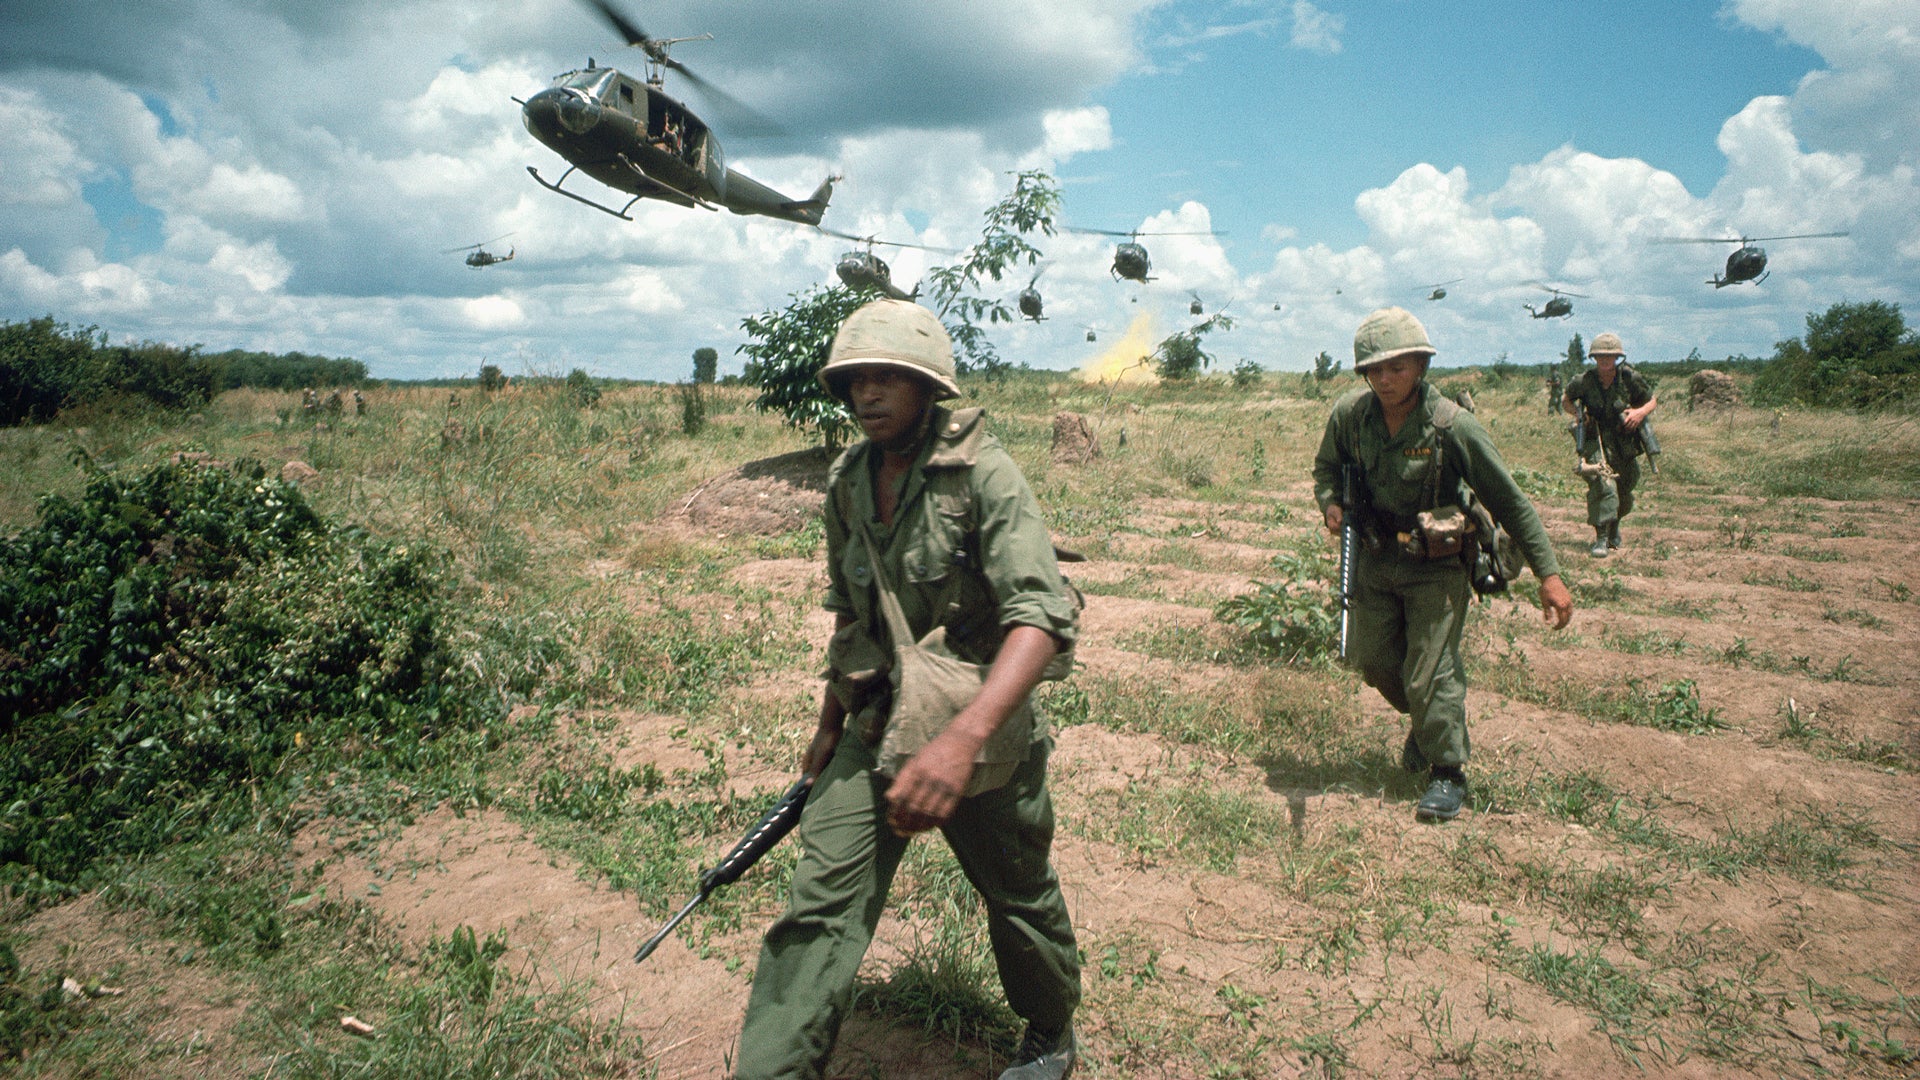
[1066,227,1224,284]
[445,234,516,268]
[1017,268,1047,322]
[821,230,948,302]
[1188,291,1205,316]
[1419,278,1463,301]
[519,0,836,225]
[1082,325,1101,342]
[1524,283,1587,319]
[1652,231,1850,287]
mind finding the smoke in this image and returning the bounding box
[1075,310,1162,384]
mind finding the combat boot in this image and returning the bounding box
[1000,1025,1075,1080]
[1589,525,1611,558]
[1607,521,1622,549]
[1416,767,1467,823]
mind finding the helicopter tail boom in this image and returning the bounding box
[776,174,837,226]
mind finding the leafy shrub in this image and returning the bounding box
[0,458,497,897]
[565,367,601,407]
[1214,549,1340,663]
[0,316,218,426]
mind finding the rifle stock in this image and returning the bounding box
[1638,418,1661,473]
[633,774,814,963]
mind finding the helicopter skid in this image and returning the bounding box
[613,154,718,212]
[527,166,642,220]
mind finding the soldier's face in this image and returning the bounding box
[847,366,934,450]
[1363,355,1427,410]
[1593,352,1619,375]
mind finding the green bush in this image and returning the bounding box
[1214,549,1340,664]
[0,458,497,897]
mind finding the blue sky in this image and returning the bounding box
[0,1,1914,380]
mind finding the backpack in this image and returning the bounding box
[1429,396,1523,595]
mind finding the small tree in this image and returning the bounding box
[925,170,1059,378]
[1564,333,1585,376]
[692,347,718,384]
[1153,313,1234,381]
[678,381,707,435]
[478,364,506,392]
[1312,350,1341,381]
[1231,358,1262,388]
[738,284,866,450]
[565,368,600,408]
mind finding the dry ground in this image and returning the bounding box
[13,385,1918,1078]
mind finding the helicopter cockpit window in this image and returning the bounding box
[557,69,617,101]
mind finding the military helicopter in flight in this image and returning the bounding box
[519,0,835,225]
[445,234,516,268]
[1419,278,1463,301]
[1066,227,1224,284]
[1017,268,1048,322]
[1652,231,1850,287]
[1082,325,1101,342]
[1188,291,1205,316]
[821,230,949,302]
[1524,283,1587,319]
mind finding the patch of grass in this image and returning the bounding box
[1781,544,1844,562]
[1603,628,1687,656]
[1482,930,1672,1063]
[1820,603,1886,630]
[1741,568,1822,592]
[1076,778,1288,873]
[1654,596,1720,619]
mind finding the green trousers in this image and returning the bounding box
[1582,440,1641,527]
[733,731,1080,1080]
[1350,550,1473,768]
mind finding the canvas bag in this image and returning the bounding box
[858,525,1032,797]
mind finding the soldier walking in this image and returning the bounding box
[733,299,1082,1080]
[1313,308,1574,822]
[1561,332,1657,556]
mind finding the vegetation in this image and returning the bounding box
[0,351,1913,1077]
[0,316,220,426]
[692,346,719,384]
[1752,300,1919,409]
[925,169,1060,378]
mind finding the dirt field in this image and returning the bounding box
[13,384,1919,1078]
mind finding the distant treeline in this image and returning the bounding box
[1,316,367,427]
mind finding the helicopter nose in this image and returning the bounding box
[521,88,598,140]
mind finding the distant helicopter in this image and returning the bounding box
[1082,325,1100,342]
[1188,291,1205,316]
[1017,268,1047,322]
[519,0,836,225]
[821,230,948,302]
[445,234,516,268]
[1524,283,1587,319]
[1066,226,1224,284]
[1420,278,1463,301]
[1652,231,1850,287]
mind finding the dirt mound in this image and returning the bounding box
[1688,368,1740,410]
[685,447,834,535]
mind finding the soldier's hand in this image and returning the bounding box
[884,730,978,837]
[801,720,842,779]
[1324,503,1343,538]
[1538,574,1574,629]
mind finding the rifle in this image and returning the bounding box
[1337,463,1360,663]
[1637,418,1661,474]
[633,775,814,963]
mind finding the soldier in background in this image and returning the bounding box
[1314,308,1573,822]
[1561,332,1657,557]
[1547,365,1563,415]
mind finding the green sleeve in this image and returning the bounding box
[1448,414,1562,580]
[971,446,1079,648]
[821,446,861,616]
[1312,388,1367,514]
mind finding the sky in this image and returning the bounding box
[1,0,1916,381]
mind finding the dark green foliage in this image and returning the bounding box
[925,169,1059,378]
[204,348,367,390]
[478,364,506,392]
[738,284,864,450]
[0,316,219,426]
[678,380,707,435]
[0,942,95,1059]
[1312,350,1341,381]
[1231,358,1262,388]
[0,458,494,897]
[565,368,601,407]
[1565,333,1586,375]
[1153,312,1235,381]
[1752,300,1919,408]
[1214,549,1339,664]
[692,347,718,384]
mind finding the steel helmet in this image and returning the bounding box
[817,299,961,402]
[1589,332,1625,357]
[1353,307,1435,371]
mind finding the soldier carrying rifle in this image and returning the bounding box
[1561,331,1659,557]
[1315,308,1574,823]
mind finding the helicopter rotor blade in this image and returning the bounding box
[578,0,785,136]
[1742,231,1851,243]
[441,232,515,255]
[816,228,956,253]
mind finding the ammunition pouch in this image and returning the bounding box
[1401,505,1470,560]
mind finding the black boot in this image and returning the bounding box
[1589,525,1611,558]
[1607,520,1622,549]
[1417,766,1467,823]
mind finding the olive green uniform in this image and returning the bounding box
[1563,363,1653,528]
[1313,384,1560,768]
[734,405,1080,1080]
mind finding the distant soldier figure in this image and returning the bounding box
[1546,365,1562,415]
[324,390,344,418]
[448,391,461,410]
[1561,332,1657,557]
[302,388,317,416]
[1314,308,1573,823]
[352,390,366,416]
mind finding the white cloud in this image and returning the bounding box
[1289,1,1344,54]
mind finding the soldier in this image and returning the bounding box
[733,300,1082,1080]
[1314,308,1574,822]
[1561,331,1657,556]
[1546,364,1563,416]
